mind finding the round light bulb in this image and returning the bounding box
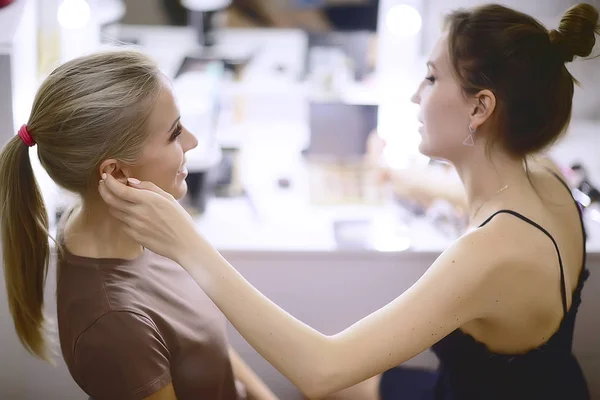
[58,0,91,30]
[386,4,422,37]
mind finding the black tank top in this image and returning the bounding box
[431,174,590,400]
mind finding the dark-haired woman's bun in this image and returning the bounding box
[549,3,599,62]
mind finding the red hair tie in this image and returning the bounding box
[18,124,35,147]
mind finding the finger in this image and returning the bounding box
[99,179,135,212]
[127,178,173,201]
[102,174,145,204]
[108,205,150,233]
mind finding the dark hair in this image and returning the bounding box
[444,3,599,157]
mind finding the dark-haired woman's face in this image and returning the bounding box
[411,36,474,162]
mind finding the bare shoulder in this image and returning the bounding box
[448,214,557,286]
[427,222,521,295]
[462,211,559,273]
[439,222,552,333]
[442,219,520,273]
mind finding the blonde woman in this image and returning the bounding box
[0,50,277,400]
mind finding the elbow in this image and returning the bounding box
[292,335,345,399]
[301,374,337,400]
[298,357,340,399]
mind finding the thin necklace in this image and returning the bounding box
[470,184,510,220]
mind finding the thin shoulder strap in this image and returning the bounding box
[479,210,568,316]
[545,167,589,290]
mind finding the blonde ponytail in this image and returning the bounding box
[0,135,51,360]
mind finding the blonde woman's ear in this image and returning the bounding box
[99,159,129,184]
[98,159,117,179]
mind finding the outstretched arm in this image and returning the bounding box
[177,232,497,397]
[99,175,501,398]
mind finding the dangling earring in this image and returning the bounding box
[463,125,476,147]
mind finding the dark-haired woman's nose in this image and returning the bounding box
[411,89,421,105]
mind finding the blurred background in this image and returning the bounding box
[0,0,599,398]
